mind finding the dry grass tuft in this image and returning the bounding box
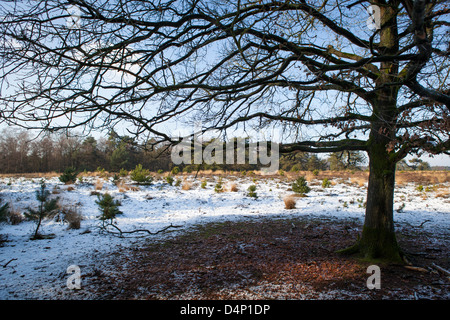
[128,185,140,191]
[435,190,450,199]
[94,179,104,191]
[62,205,83,230]
[52,186,61,194]
[228,182,239,192]
[7,202,24,225]
[9,211,24,225]
[116,181,131,193]
[284,195,296,209]
[350,177,367,187]
[182,182,192,190]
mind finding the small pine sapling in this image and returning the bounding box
[25,181,59,240]
[292,176,311,195]
[96,193,123,228]
[166,174,174,185]
[322,178,331,188]
[247,185,258,198]
[59,167,78,184]
[112,173,120,184]
[214,178,224,193]
[130,164,153,185]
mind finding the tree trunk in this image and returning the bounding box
[339,134,403,263]
[359,145,402,262]
[357,2,402,263]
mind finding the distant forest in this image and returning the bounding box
[0,128,432,174]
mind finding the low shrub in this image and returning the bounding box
[166,175,174,186]
[322,178,331,188]
[247,185,258,198]
[292,176,310,195]
[130,164,153,185]
[214,178,224,193]
[24,181,59,240]
[171,166,180,175]
[96,193,123,225]
[59,167,78,184]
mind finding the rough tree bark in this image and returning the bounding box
[360,147,401,262]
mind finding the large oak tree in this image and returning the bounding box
[0,0,449,261]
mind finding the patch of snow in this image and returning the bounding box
[0,175,448,299]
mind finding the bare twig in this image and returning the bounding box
[418,219,432,227]
[2,258,17,268]
[102,223,183,238]
[432,263,450,276]
[404,265,429,273]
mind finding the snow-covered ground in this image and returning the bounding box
[0,174,448,299]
